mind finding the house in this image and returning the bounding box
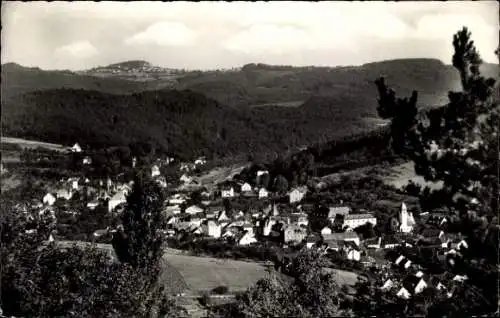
[305,234,320,249]
[323,232,360,246]
[343,241,361,261]
[221,185,235,198]
[151,165,161,177]
[327,206,351,222]
[108,190,128,212]
[380,279,394,291]
[238,231,258,246]
[256,170,269,184]
[258,188,269,199]
[240,182,252,192]
[156,176,168,188]
[71,143,82,153]
[56,188,73,201]
[242,222,254,236]
[399,203,416,233]
[343,213,377,229]
[194,157,206,166]
[321,226,333,235]
[168,193,188,205]
[283,224,307,244]
[404,260,412,269]
[68,178,79,190]
[290,213,308,227]
[453,274,468,282]
[288,186,308,204]
[396,287,411,299]
[42,193,56,206]
[403,275,428,295]
[395,255,406,265]
[203,220,221,238]
[164,205,181,215]
[86,200,100,210]
[217,210,231,224]
[82,156,92,165]
[180,174,192,184]
[185,205,204,215]
[452,239,468,251]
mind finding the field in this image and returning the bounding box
[56,241,360,296]
[1,136,68,152]
[249,100,304,108]
[383,161,443,190]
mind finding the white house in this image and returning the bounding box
[238,231,258,246]
[344,241,361,261]
[204,220,221,238]
[240,182,252,193]
[180,174,192,184]
[165,205,182,215]
[399,203,416,233]
[82,156,92,165]
[288,187,308,204]
[42,193,56,206]
[414,278,428,294]
[258,188,269,199]
[194,157,207,166]
[71,143,82,153]
[168,194,188,205]
[327,206,351,222]
[185,205,204,215]
[283,224,307,244]
[56,188,73,201]
[217,210,231,225]
[151,165,161,177]
[343,213,377,229]
[321,226,333,235]
[108,190,128,212]
[397,287,411,299]
[395,255,406,265]
[404,260,412,269]
[221,186,235,198]
[70,178,79,190]
[381,279,394,291]
[86,200,100,210]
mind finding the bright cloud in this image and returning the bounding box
[125,21,197,47]
[54,41,98,59]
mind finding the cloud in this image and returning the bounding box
[125,21,197,47]
[54,41,98,59]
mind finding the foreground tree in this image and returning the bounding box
[355,27,499,317]
[1,176,181,317]
[232,249,349,317]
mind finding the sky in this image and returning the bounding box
[1,1,498,71]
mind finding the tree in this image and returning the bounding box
[375,27,498,217]
[356,27,500,317]
[273,174,289,194]
[233,249,348,317]
[112,174,166,270]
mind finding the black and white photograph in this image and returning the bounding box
[1,1,499,317]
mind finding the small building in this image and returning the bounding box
[185,205,204,215]
[258,188,269,199]
[164,205,181,215]
[221,185,235,198]
[238,231,258,246]
[42,193,56,206]
[343,213,377,230]
[396,287,411,299]
[288,186,308,204]
[82,156,92,165]
[403,275,428,295]
[203,220,222,238]
[327,206,351,222]
[380,279,394,291]
[151,165,161,178]
[71,143,82,153]
[321,226,333,235]
[86,200,100,210]
[56,188,73,201]
[108,190,128,212]
[343,241,361,261]
[240,182,252,193]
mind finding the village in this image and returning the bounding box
[10,141,468,303]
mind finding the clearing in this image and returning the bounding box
[1,136,68,152]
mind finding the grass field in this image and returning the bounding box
[1,136,68,152]
[249,100,304,108]
[383,161,443,190]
